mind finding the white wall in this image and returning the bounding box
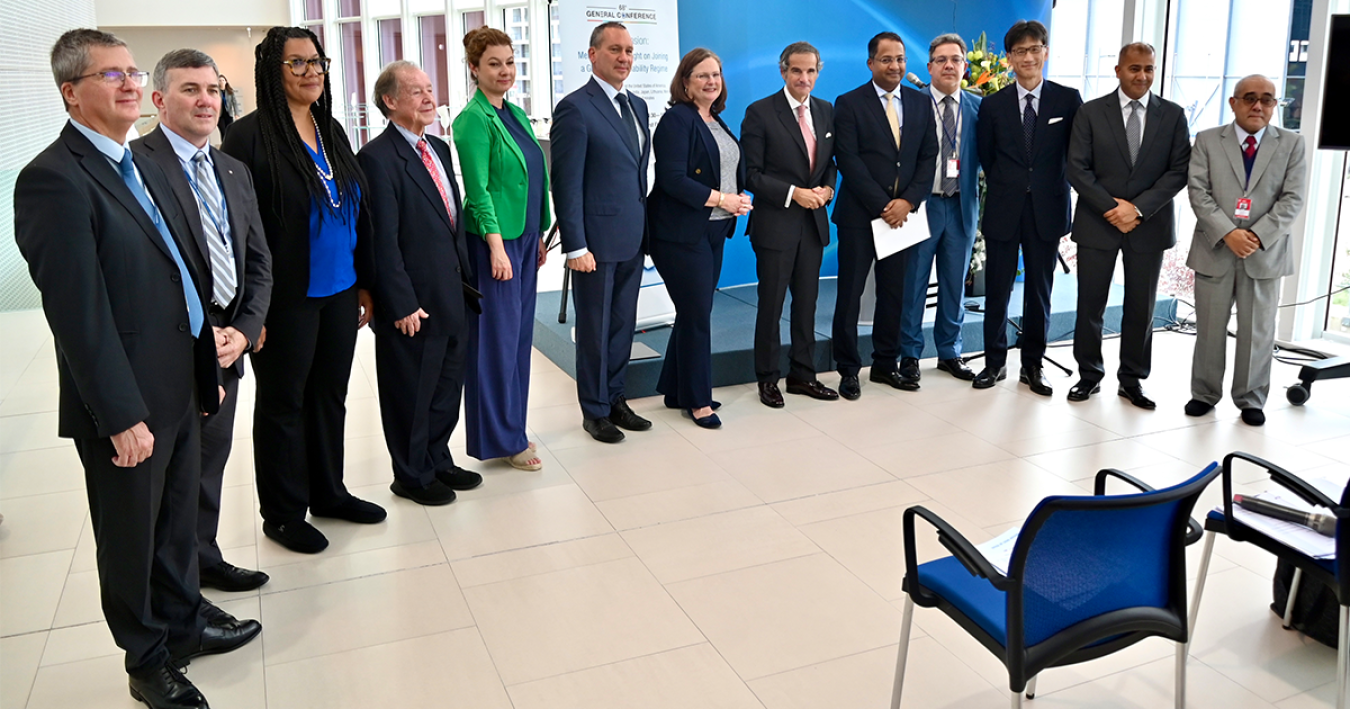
[105,26,265,119]
[95,0,288,28]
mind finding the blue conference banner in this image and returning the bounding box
[677,0,1053,287]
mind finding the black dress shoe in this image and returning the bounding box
[1241,408,1266,426]
[583,416,625,443]
[1066,380,1101,402]
[666,398,721,410]
[839,374,861,400]
[899,357,921,381]
[390,479,457,506]
[786,377,840,400]
[199,561,269,593]
[972,366,1007,389]
[262,520,328,554]
[129,663,209,709]
[435,465,483,490]
[311,496,387,524]
[758,381,785,408]
[686,409,722,429]
[1184,399,1214,417]
[1019,366,1053,396]
[936,358,976,381]
[869,368,919,392]
[1118,385,1157,410]
[609,397,652,431]
[175,602,262,662]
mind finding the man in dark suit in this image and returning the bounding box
[742,41,840,407]
[15,30,258,709]
[1066,43,1190,408]
[973,20,1082,395]
[832,32,939,399]
[552,21,654,443]
[133,48,273,594]
[359,60,483,504]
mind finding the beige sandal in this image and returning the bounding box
[507,449,543,471]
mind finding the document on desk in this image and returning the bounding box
[872,204,931,260]
[1221,489,1338,559]
[975,527,1021,576]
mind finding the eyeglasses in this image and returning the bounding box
[691,72,722,82]
[74,70,149,87]
[873,56,906,66]
[1235,94,1279,107]
[930,56,966,66]
[1009,45,1047,58]
[281,58,332,76]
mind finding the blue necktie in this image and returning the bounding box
[117,148,204,337]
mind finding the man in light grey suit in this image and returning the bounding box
[1185,74,1306,426]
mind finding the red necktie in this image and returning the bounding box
[1243,135,1257,160]
[417,139,455,228]
[797,104,816,173]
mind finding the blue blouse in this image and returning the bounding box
[494,104,545,236]
[304,141,359,298]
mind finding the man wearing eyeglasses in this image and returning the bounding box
[1185,75,1306,426]
[14,30,247,709]
[972,20,1082,395]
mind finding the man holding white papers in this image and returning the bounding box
[832,31,938,399]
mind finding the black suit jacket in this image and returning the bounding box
[357,124,470,336]
[1067,90,1191,253]
[977,79,1083,242]
[14,123,219,439]
[831,82,939,229]
[741,90,837,249]
[647,102,746,245]
[220,111,373,309]
[132,126,274,374]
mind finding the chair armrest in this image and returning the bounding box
[1096,468,1204,545]
[1223,451,1336,510]
[903,506,1010,605]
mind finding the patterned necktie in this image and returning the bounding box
[191,151,237,307]
[797,103,816,173]
[417,139,456,228]
[1126,100,1142,167]
[1242,135,1258,182]
[118,148,203,336]
[1023,94,1036,157]
[884,92,901,148]
[941,96,958,197]
[615,92,641,158]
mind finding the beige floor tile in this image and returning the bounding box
[23,654,132,709]
[0,632,46,709]
[0,490,86,559]
[905,458,1088,527]
[0,446,83,500]
[334,434,394,490]
[858,430,1015,478]
[923,388,1100,445]
[1304,435,1350,466]
[1066,394,1215,438]
[1256,407,1350,447]
[789,394,963,450]
[450,533,634,588]
[529,368,591,410]
[622,506,820,584]
[666,554,902,681]
[213,483,258,553]
[463,557,704,685]
[1023,439,1180,482]
[1028,655,1277,708]
[220,439,255,488]
[994,424,1123,458]
[261,539,447,595]
[426,483,612,560]
[1134,422,1338,475]
[711,436,895,503]
[254,483,436,568]
[555,430,732,502]
[596,480,764,530]
[748,640,1005,709]
[0,413,63,455]
[797,506,917,601]
[40,621,119,667]
[258,564,474,666]
[266,628,512,709]
[452,446,577,499]
[1273,681,1340,708]
[1,550,72,635]
[672,406,827,455]
[508,643,763,709]
[769,480,927,526]
[51,569,106,629]
[69,518,96,573]
[524,403,613,451]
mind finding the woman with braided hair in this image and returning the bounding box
[222,26,385,554]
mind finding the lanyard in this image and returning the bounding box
[182,161,231,247]
[930,93,960,157]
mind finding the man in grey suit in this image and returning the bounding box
[1066,43,1190,409]
[1185,74,1306,426]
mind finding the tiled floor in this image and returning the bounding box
[1,305,1348,708]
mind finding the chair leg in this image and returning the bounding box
[1010,689,1023,708]
[1187,531,1217,647]
[1175,640,1188,709]
[1338,605,1348,709]
[890,596,915,709]
[1282,568,1303,629]
[1025,675,1038,699]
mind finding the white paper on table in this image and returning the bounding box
[871,203,932,260]
[974,527,1021,576]
[1217,489,1337,559]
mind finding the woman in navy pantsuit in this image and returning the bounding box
[647,48,751,429]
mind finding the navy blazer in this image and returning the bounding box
[647,102,746,245]
[550,76,652,263]
[358,124,470,337]
[924,89,983,232]
[977,79,1083,242]
[832,82,939,229]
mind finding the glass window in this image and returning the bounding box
[463,10,485,96]
[307,23,326,53]
[378,18,403,66]
[339,21,369,146]
[1329,178,1350,339]
[303,0,323,22]
[551,3,563,107]
[338,0,360,19]
[419,14,448,135]
[504,5,531,114]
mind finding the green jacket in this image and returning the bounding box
[451,89,553,239]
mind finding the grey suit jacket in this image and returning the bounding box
[1186,122,1306,279]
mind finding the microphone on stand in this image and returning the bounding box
[906,73,929,89]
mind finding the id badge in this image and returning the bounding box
[1234,198,1252,221]
[946,157,960,178]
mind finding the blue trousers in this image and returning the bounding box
[465,233,537,460]
[649,219,732,409]
[901,193,976,360]
[571,248,644,421]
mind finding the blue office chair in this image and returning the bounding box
[892,462,1219,708]
[1189,451,1350,709]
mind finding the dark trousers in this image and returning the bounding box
[650,219,732,409]
[754,234,823,382]
[75,395,205,675]
[832,226,908,376]
[197,364,239,569]
[571,248,644,421]
[982,197,1060,370]
[251,287,358,524]
[466,233,537,459]
[375,323,466,487]
[1074,244,1164,387]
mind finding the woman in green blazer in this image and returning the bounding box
[453,27,551,471]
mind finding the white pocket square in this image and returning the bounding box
[825,132,832,138]
[1048,117,1064,125]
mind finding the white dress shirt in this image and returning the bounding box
[1118,88,1150,137]
[929,85,962,194]
[873,81,904,130]
[161,124,233,246]
[784,86,818,207]
[1015,79,1043,115]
